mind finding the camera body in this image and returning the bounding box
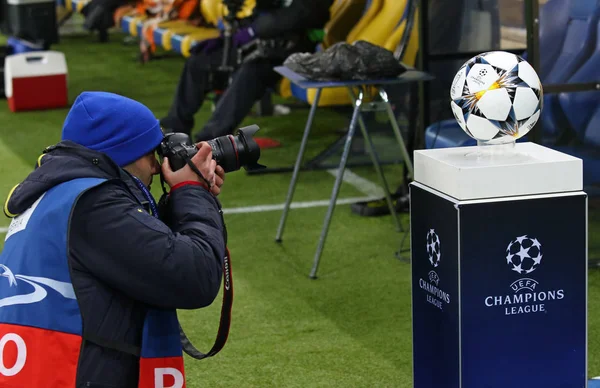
[157,125,265,173]
[157,133,197,171]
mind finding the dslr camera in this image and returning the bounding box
[157,125,266,173]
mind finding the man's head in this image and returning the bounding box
[61,91,164,187]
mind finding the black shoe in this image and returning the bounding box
[350,193,409,217]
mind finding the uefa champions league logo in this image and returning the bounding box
[426,229,441,286]
[506,235,543,293]
[419,229,450,310]
[506,235,543,275]
[426,229,441,268]
[484,234,564,315]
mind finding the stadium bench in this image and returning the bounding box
[117,0,254,56]
[289,0,420,107]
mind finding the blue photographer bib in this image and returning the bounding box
[0,178,185,387]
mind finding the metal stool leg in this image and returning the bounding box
[275,88,323,242]
[309,90,364,279]
[379,88,414,179]
[347,87,402,232]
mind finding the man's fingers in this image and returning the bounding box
[214,174,224,188]
[215,165,225,179]
[209,160,217,183]
[161,157,172,174]
[190,146,211,167]
[195,142,213,160]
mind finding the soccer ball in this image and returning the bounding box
[426,229,441,267]
[450,51,543,145]
[506,235,543,275]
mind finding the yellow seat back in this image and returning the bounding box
[330,0,347,15]
[355,0,407,45]
[383,7,419,67]
[219,0,256,20]
[323,0,368,48]
[201,0,222,26]
[346,0,382,43]
[302,0,418,106]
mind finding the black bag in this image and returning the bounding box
[283,40,407,81]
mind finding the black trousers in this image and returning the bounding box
[160,49,281,142]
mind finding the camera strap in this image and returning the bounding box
[185,158,213,189]
[138,173,233,360]
[179,247,233,360]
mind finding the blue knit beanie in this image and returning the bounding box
[61,91,164,167]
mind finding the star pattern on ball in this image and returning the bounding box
[450,52,543,143]
[515,245,531,260]
[426,229,441,268]
[506,253,514,265]
[506,235,543,275]
[511,262,523,274]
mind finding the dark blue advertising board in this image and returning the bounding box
[410,182,587,388]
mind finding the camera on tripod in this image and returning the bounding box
[157,125,266,173]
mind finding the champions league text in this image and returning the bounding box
[484,288,565,315]
[419,278,450,310]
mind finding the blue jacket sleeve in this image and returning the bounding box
[68,181,225,310]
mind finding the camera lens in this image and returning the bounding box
[157,126,266,174]
[206,125,264,173]
[206,136,238,173]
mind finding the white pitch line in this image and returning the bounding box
[0,169,385,232]
[327,168,386,198]
[0,195,380,233]
[225,168,384,215]
[222,196,381,215]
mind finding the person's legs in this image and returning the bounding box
[160,51,222,135]
[194,60,281,142]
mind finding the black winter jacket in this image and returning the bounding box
[4,141,226,387]
[252,0,333,39]
[249,0,334,54]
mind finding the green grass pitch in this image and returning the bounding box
[0,32,598,387]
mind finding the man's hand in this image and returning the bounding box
[162,142,216,189]
[211,165,225,196]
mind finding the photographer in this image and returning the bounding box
[160,0,334,142]
[0,91,226,387]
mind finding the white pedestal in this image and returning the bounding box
[414,142,583,200]
[410,142,588,388]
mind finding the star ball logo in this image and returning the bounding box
[419,229,450,311]
[506,235,542,276]
[427,229,441,268]
[484,235,564,316]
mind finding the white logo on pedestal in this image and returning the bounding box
[426,229,441,267]
[506,235,543,276]
[419,229,450,310]
[484,235,564,315]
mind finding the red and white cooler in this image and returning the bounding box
[4,51,68,112]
